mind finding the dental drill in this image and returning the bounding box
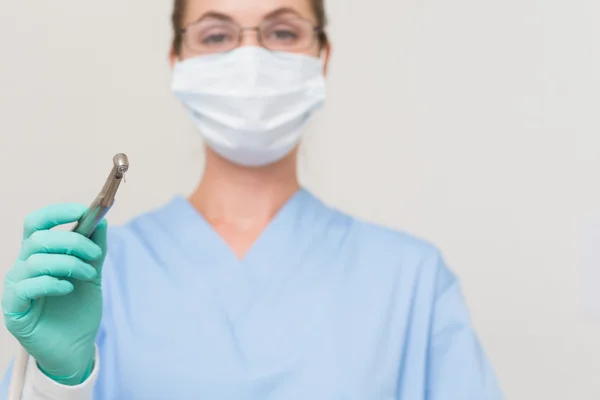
[7,154,129,400]
[72,153,129,237]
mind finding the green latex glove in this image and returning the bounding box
[2,204,107,386]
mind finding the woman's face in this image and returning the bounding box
[174,0,329,66]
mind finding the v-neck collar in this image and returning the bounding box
[152,188,322,323]
[163,188,310,264]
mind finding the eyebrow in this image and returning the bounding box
[194,11,235,24]
[263,7,304,20]
[192,7,306,26]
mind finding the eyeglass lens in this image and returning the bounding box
[183,16,317,54]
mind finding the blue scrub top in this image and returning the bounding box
[2,189,503,399]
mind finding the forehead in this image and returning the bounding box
[183,0,316,26]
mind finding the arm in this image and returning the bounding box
[2,204,110,400]
[426,262,504,400]
[1,350,98,400]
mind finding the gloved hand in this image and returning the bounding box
[2,204,107,386]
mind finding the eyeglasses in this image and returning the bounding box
[180,16,323,55]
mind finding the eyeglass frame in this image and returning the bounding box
[177,15,327,54]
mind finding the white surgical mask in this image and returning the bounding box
[171,46,327,167]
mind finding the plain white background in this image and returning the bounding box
[0,0,598,398]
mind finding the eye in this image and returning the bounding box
[202,33,231,45]
[186,21,239,50]
[264,25,302,44]
[261,18,313,49]
[271,29,298,40]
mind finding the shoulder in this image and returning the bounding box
[345,215,458,300]
[306,191,439,256]
[317,194,444,267]
[315,197,457,293]
[351,217,440,260]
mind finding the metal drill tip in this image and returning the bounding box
[113,153,130,177]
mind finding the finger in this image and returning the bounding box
[22,203,88,240]
[2,276,74,315]
[88,219,108,273]
[90,219,107,253]
[7,255,98,283]
[20,230,103,262]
